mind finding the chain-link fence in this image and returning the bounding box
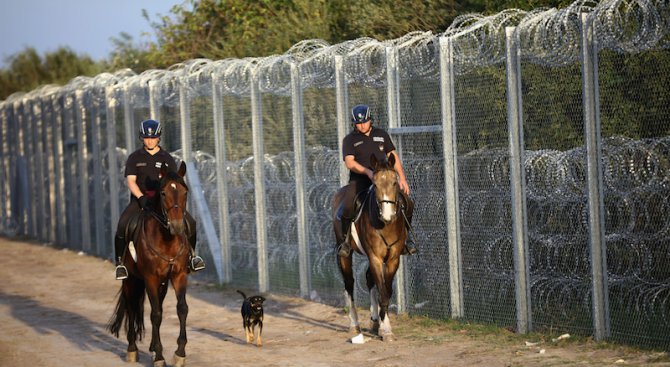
[1,0,668,350]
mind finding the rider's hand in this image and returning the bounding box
[399,178,410,196]
[138,195,148,210]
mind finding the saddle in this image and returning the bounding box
[124,211,144,245]
[336,188,369,223]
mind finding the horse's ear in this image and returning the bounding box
[370,154,379,171]
[387,152,396,168]
[178,161,187,177]
[160,162,169,178]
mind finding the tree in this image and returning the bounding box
[0,47,102,100]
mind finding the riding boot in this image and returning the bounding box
[400,198,418,256]
[186,227,205,272]
[402,234,418,255]
[114,235,128,280]
[338,218,353,257]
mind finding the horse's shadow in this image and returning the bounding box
[0,291,134,361]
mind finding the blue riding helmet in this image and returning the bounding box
[139,119,162,139]
[351,104,372,124]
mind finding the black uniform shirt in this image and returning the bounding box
[342,127,396,184]
[124,147,177,194]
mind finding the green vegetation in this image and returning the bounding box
[1,0,574,100]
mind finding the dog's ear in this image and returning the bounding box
[260,296,266,303]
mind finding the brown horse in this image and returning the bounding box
[332,153,408,341]
[108,161,191,367]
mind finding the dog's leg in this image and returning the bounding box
[257,322,263,347]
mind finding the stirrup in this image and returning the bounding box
[338,242,351,257]
[115,264,128,280]
[190,255,205,272]
[403,239,418,255]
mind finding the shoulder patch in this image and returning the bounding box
[353,141,363,147]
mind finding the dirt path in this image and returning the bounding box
[0,237,667,367]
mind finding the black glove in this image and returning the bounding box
[138,195,148,210]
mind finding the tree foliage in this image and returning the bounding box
[0,47,102,100]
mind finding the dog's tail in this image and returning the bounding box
[236,290,247,299]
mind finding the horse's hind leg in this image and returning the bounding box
[122,277,145,362]
[338,255,360,334]
[173,273,188,367]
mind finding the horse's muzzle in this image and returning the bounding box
[168,220,186,236]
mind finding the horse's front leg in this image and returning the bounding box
[173,273,189,367]
[147,281,166,366]
[367,256,395,341]
[338,253,360,334]
[379,257,400,341]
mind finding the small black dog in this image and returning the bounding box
[237,290,266,347]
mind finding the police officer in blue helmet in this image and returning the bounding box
[113,119,205,279]
[337,104,417,257]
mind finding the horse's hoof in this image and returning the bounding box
[381,332,396,342]
[126,351,138,362]
[349,325,361,334]
[174,353,186,367]
[154,360,166,367]
[370,320,380,335]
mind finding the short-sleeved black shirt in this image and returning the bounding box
[342,126,396,184]
[124,147,177,194]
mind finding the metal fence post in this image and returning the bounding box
[335,55,349,187]
[30,99,46,241]
[90,90,106,256]
[105,86,121,258]
[251,71,269,292]
[212,73,233,284]
[580,13,610,341]
[149,80,161,123]
[439,36,464,319]
[386,46,407,313]
[178,78,192,162]
[75,90,92,252]
[53,94,67,245]
[122,85,135,154]
[291,62,312,298]
[505,27,532,333]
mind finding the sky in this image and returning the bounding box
[0,0,183,67]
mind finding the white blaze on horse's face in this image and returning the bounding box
[374,170,397,223]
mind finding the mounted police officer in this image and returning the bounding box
[114,119,205,280]
[337,104,417,257]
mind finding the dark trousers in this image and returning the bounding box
[114,196,197,260]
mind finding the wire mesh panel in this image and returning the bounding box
[396,48,452,318]
[189,85,219,283]
[223,94,258,290]
[598,48,670,349]
[301,86,342,305]
[454,63,516,327]
[520,61,593,336]
[259,93,300,294]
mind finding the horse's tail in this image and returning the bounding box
[107,282,146,340]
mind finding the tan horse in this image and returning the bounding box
[332,153,408,341]
[108,161,191,367]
